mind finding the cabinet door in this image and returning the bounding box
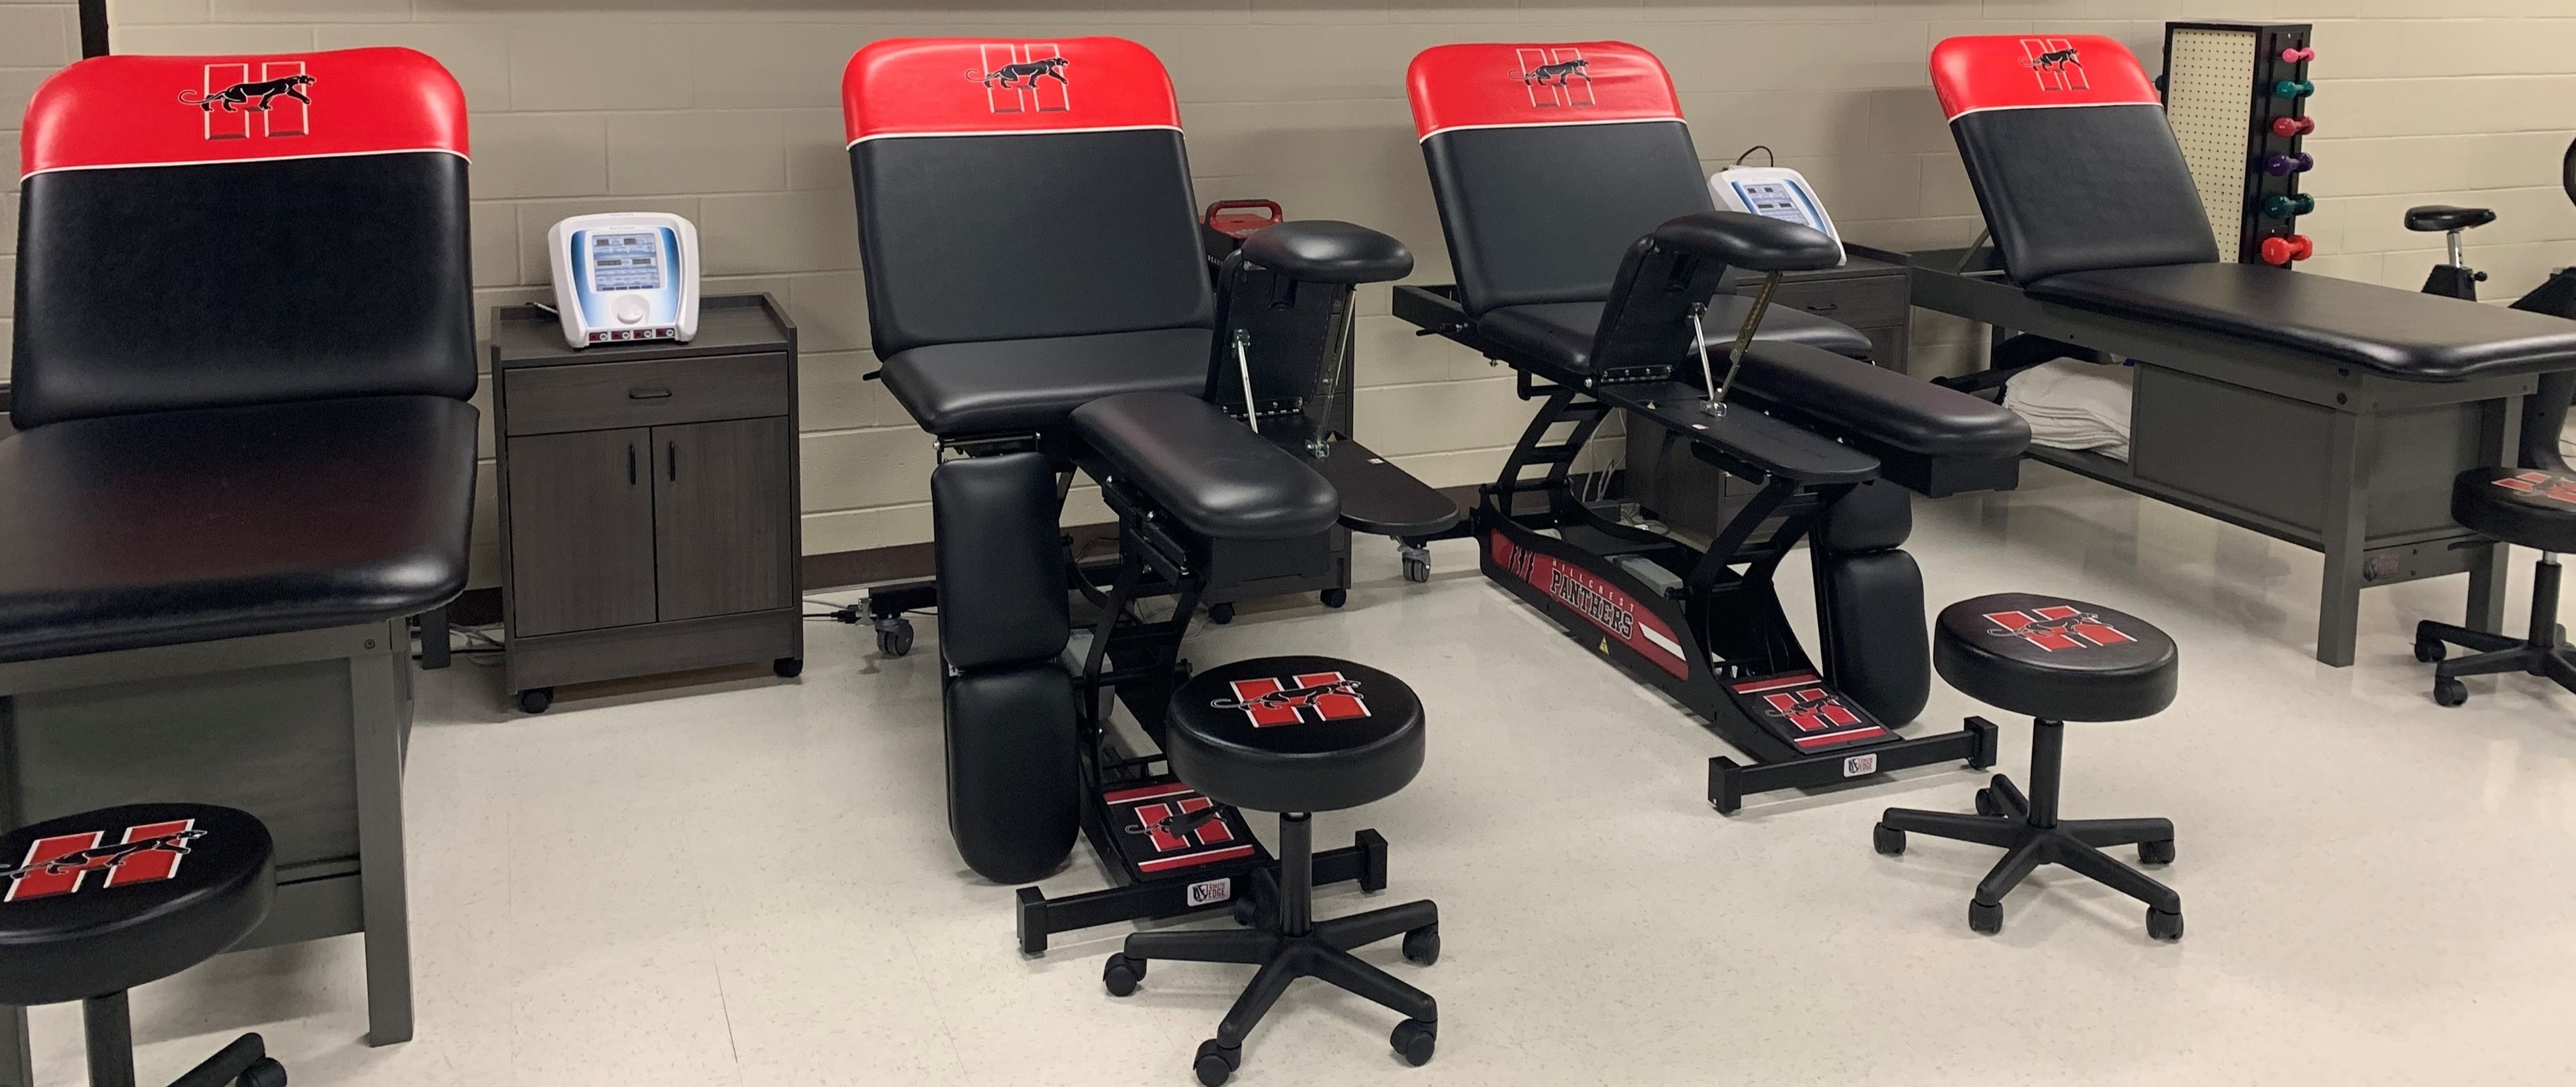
[507,428,659,636]
[651,417,796,622]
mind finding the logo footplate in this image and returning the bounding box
[1100,776,1266,882]
[1726,672,1891,753]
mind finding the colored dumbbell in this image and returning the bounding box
[2264,193,2316,219]
[2261,234,2315,266]
[2264,153,2315,176]
[2272,115,2317,138]
[2274,79,2315,99]
[2280,46,2316,64]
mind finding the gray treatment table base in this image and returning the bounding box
[0,620,415,1087]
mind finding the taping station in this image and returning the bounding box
[1,7,2573,1086]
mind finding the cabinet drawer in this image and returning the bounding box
[1735,274,1911,330]
[504,353,789,436]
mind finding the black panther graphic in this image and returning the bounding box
[178,73,314,113]
[967,56,1070,91]
[2024,47,2082,73]
[1522,58,1590,87]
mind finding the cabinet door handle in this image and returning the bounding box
[627,443,637,485]
[628,388,673,399]
[668,441,678,482]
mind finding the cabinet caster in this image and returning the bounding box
[1321,587,1348,609]
[1969,898,2003,934]
[875,616,914,658]
[1102,952,1144,997]
[2139,838,2175,865]
[1193,1039,1241,1086]
[2147,907,2185,941]
[772,657,803,679]
[238,1058,288,1087]
[1402,923,1439,965]
[1208,603,1235,625]
[1872,824,1905,856]
[1390,1019,1436,1067]
[516,688,554,715]
[1401,544,1431,583]
[2433,677,2468,707]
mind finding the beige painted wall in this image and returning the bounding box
[0,1,82,413]
[31,1,2576,589]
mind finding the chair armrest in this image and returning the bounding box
[1652,212,1839,274]
[1072,392,1340,541]
[1731,341,2030,462]
[1239,220,1415,284]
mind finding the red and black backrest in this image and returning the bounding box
[1407,42,1711,318]
[842,38,1213,358]
[1931,36,2220,286]
[12,48,477,428]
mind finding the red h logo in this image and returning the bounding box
[1984,605,2135,652]
[1218,673,1370,728]
[2494,471,2576,504]
[1132,797,1235,853]
[2020,38,2090,91]
[1761,688,1864,734]
[972,43,1071,114]
[192,61,310,141]
[4,820,203,903]
[1517,48,1595,109]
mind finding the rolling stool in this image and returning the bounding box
[2415,468,2576,707]
[0,805,285,1087]
[1103,656,1438,1086]
[1873,595,2185,941]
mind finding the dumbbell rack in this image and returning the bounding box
[2161,21,2315,267]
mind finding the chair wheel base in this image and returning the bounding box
[2148,907,2185,941]
[1873,824,1906,856]
[1969,898,2003,934]
[1402,924,1439,965]
[2139,838,2175,865]
[1103,952,1144,997]
[238,1057,289,1087]
[1391,1019,1436,1067]
[2433,677,2468,707]
[1195,1040,1241,1086]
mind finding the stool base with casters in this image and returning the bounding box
[79,994,284,1087]
[2418,468,2576,707]
[1876,718,2182,940]
[2418,551,2576,707]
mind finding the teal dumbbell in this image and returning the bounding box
[2264,193,2315,219]
[2274,79,2315,99]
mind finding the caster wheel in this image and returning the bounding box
[2147,907,2185,941]
[2434,677,2469,707]
[2414,637,2446,663]
[1321,587,1348,609]
[516,688,553,715]
[1209,603,1236,625]
[2139,838,2175,865]
[772,657,803,679]
[876,617,914,658]
[1390,1019,1437,1067]
[238,1058,288,1087]
[1873,824,1905,856]
[1402,923,1440,965]
[1974,789,2001,817]
[1103,953,1144,997]
[1404,557,1430,583]
[1193,1040,1240,1086]
[1231,884,1273,929]
[1968,899,2003,934]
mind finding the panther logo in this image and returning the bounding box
[178,73,314,113]
[967,56,1069,91]
[2023,46,2082,74]
[1522,58,1590,87]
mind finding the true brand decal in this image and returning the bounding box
[4,820,204,903]
[1490,530,1690,679]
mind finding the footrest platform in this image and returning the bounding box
[1707,712,2000,815]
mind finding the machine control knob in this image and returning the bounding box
[2274,79,2316,99]
[2264,193,2317,219]
[2280,46,2317,64]
[2260,234,2315,266]
[2271,116,2317,138]
[2263,153,2315,176]
[613,295,649,325]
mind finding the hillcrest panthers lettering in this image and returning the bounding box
[1489,530,1690,679]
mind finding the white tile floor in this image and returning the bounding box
[36,461,2576,1086]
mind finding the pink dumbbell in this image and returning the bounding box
[2281,46,2315,63]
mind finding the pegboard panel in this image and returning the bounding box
[2166,27,2258,263]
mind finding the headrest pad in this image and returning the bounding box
[20,47,465,178]
[1930,35,2160,121]
[1407,42,1680,141]
[842,37,1181,145]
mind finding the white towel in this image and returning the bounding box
[2004,358,2135,462]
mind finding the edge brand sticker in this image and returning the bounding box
[1842,753,1880,778]
[1188,877,1233,907]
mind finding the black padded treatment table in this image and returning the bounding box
[1913,35,2576,667]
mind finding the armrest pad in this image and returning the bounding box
[1733,343,2032,461]
[1652,212,1839,273]
[1239,220,1415,284]
[1072,392,1340,541]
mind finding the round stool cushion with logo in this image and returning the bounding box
[0,803,273,1006]
[1935,594,2178,723]
[1164,656,1425,814]
[2453,467,2576,554]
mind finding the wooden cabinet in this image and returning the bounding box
[490,295,803,712]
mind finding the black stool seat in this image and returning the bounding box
[2452,467,2576,553]
[0,804,272,1007]
[1935,593,2178,722]
[1164,655,1425,813]
[2405,205,2496,233]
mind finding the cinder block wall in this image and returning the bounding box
[0,1,83,432]
[50,2,2576,588]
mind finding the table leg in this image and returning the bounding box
[350,635,414,1045]
[2315,410,2373,667]
[0,1006,28,1087]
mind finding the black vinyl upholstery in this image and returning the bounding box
[880,327,1211,437]
[1163,656,1424,814]
[0,396,479,664]
[931,453,1070,669]
[0,805,273,1006]
[2452,468,2576,554]
[2405,205,2495,233]
[12,154,477,428]
[1949,105,2218,286]
[2029,263,2576,381]
[1477,296,1874,371]
[1934,594,2178,723]
[1423,120,1713,316]
[1073,393,1339,541]
[1731,341,2031,459]
[1239,220,1414,284]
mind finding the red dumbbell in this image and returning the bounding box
[2281,46,2316,63]
[2261,234,2315,266]
[2272,116,2317,138]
